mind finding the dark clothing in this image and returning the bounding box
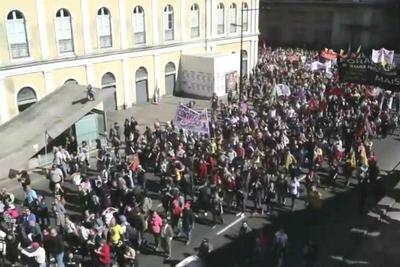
[48,235,65,255]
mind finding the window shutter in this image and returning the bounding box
[7,20,27,44]
[217,9,224,25]
[97,15,110,37]
[56,17,72,40]
[191,10,199,28]
[230,8,236,25]
[164,12,169,30]
[134,13,144,33]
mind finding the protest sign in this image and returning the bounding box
[338,57,400,90]
[311,61,325,72]
[371,48,395,65]
[175,104,210,135]
[275,84,291,97]
[321,49,337,60]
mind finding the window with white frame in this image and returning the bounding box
[97,7,112,48]
[190,4,200,38]
[163,5,174,41]
[55,9,74,53]
[6,10,29,59]
[133,6,145,44]
[229,3,237,33]
[243,3,249,32]
[217,3,224,34]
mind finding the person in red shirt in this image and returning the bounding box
[95,239,112,267]
[197,159,208,184]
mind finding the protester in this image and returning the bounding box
[1,46,397,267]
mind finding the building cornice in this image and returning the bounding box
[0,33,259,77]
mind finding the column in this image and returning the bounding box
[205,0,212,51]
[44,70,54,95]
[119,0,128,49]
[35,0,49,59]
[80,0,92,54]
[122,59,131,108]
[0,77,9,124]
[254,0,260,33]
[86,63,95,86]
[180,0,185,42]
[209,0,215,38]
[250,0,255,35]
[151,0,159,45]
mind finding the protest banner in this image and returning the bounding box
[338,57,400,90]
[371,48,395,65]
[321,49,337,60]
[275,84,291,97]
[311,61,325,72]
[175,104,210,135]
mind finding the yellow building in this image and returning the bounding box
[0,0,260,125]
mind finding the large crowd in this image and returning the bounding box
[0,47,397,267]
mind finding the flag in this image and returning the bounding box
[346,43,352,58]
[45,130,53,145]
[356,45,362,55]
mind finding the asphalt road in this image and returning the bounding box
[6,134,400,267]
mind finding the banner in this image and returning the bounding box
[275,84,291,97]
[311,61,325,72]
[321,49,337,60]
[338,57,400,90]
[175,104,210,135]
[225,71,238,92]
[371,48,395,65]
[394,54,400,67]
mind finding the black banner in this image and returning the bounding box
[338,57,400,90]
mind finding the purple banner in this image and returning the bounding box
[175,105,210,135]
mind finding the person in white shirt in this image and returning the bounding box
[288,177,300,210]
[19,242,46,267]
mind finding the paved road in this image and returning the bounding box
[5,134,400,267]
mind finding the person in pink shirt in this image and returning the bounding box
[149,210,163,251]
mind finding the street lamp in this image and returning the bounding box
[232,2,259,95]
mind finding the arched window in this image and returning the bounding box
[217,3,225,34]
[133,6,146,44]
[163,5,174,41]
[6,10,29,59]
[17,87,37,112]
[243,3,249,32]
[229,3,237,33]
[55,8,74,53]
[190,4,200,38]
[97,7,112,48]
[64,79,78,85]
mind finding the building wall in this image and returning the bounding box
[259,0,398,50]
[0,0,260,125]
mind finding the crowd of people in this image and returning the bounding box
[0,46,397,267]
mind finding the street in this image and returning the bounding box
[4,98,400,267]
